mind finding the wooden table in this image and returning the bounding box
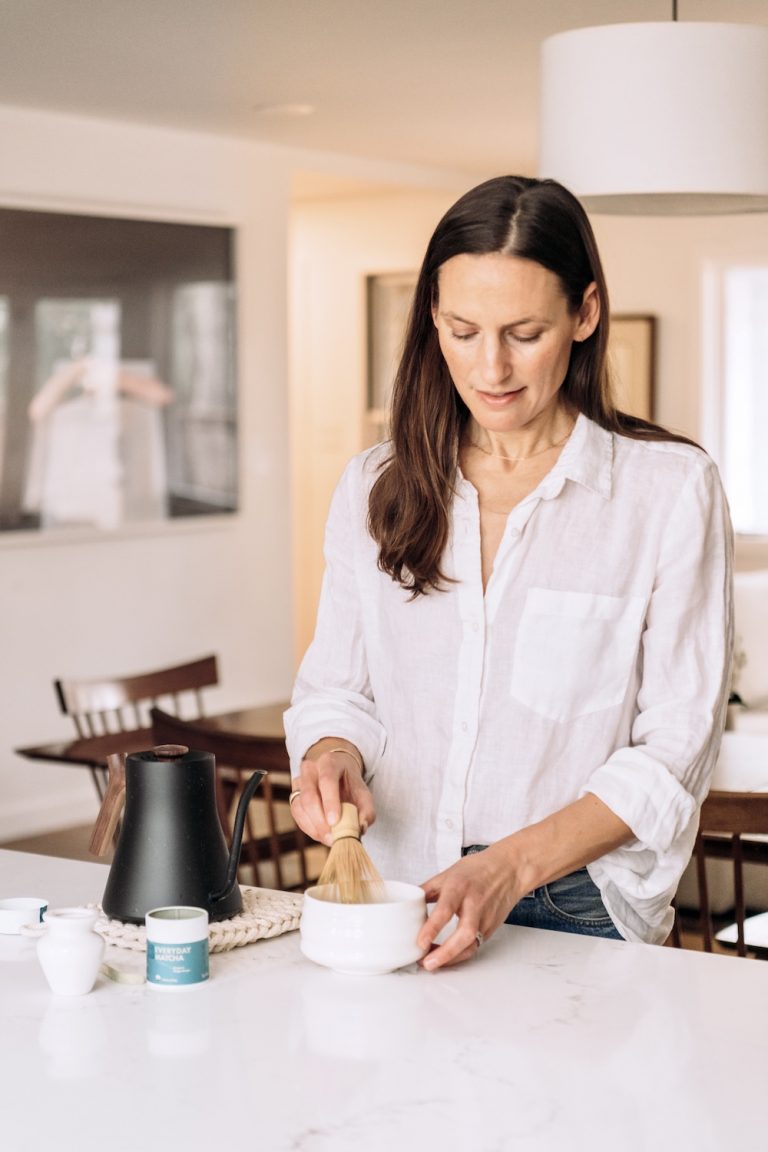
[179,703,290,772]
[705,732,768,866]
[14,703,291,799]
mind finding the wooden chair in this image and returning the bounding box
[150,706,326,892]
[54,654,219,798]
[673,790,768,957]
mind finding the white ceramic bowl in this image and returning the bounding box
[300,880,427,975]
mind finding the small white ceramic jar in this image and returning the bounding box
[37,907,105,996]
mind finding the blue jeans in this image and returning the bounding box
[462,847,624,940]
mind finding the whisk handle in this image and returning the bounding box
[331,802,361,842]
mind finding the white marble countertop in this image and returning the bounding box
[1,848,766,1152]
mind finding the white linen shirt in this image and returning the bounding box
[284,414,734,944]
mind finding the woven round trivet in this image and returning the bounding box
[93,887,303,954]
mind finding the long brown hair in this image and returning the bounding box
[368,175,695,596]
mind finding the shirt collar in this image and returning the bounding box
[455,412,614,501]
[541,413,613,501]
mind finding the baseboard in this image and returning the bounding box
[0,786,99,842]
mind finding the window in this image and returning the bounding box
[703,264,768,536]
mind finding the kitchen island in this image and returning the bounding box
[0,848,765,1152]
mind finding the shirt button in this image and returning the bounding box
[445,818,454,830]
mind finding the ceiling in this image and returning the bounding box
[1,0,766,182]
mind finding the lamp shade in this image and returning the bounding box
[539,22,768,214]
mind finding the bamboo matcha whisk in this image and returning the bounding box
[317,802,386,904]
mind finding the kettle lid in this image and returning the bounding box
[128,744,212,764]
[146,744,189,760]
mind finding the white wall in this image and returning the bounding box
[0,107,297,838]
[592,211,768,572]
[289,188,463,660]
[592,213,768,440]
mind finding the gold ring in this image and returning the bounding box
[475,931,484,947]
[288,789,301,806]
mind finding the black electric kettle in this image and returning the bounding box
[90,744,265,924]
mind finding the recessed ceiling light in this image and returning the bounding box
[252,103,315,117]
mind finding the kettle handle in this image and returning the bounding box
[209,768,266,903]
[89,752,127,857]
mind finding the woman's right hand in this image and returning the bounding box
[289,738,375,847]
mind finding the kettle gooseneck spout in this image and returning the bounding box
[209,768,266,904]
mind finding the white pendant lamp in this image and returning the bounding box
[538,17,768,214]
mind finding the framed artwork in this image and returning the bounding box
[365,271,417,443]
[0,206,237,536]
[608,314,655,421]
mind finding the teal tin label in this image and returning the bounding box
[147,938,209,987]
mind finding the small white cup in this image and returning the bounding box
[145,907,209,990]
[0,896,48,935]
[300,880,427,975]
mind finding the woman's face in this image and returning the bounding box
[432,252,599,434]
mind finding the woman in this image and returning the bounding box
[284,175,733,970]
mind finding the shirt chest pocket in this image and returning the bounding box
[510,588,646,722]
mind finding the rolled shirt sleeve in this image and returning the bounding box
[583,455,733,930]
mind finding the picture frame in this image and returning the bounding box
[608,314,655,421]
[365,271,418,443]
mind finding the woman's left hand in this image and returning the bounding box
[417,841,524,971]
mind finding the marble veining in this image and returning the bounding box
[1,849,766,1152]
